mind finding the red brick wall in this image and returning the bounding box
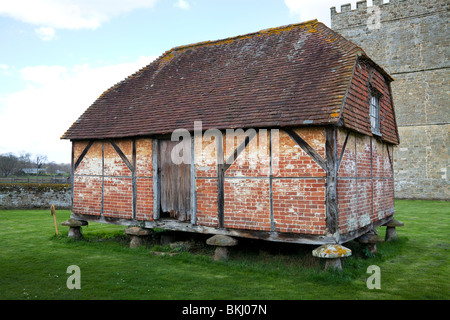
[195,132,219,227]
[102,140,133,219]
[337,128,395,234]
[271,129,326,235]
[72,138,153,220]
[272,178,326,234]
[73,175,102,216]
[136,139,153,221]
[103,177,133,219]
[195,178,218,227]
[224,178,271,231]
[73,141,102,216]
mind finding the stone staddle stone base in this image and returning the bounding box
[312,244,352,271]
[206,235,238,261]
[61,218,88,240]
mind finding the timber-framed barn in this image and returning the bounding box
[62,20,400,246]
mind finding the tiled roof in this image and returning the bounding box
[62,20,394,142]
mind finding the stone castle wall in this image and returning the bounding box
[331,0,449,200]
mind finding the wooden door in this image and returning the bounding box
[158,139,191,221]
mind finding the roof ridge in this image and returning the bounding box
[170,19,319,52]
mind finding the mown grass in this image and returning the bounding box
[0,200,448,300]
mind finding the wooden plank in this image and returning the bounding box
[71,212,337,245]
[216,133,225,228]
[338,215,393,244]
[386,144,394,175]
[101,142,104,216]
[132,139,137,219]
[269,130,275,232]
[325,127,339,237]
[159,139,191,221]
[71,142,74,208]
[284,129,326,170]
[152,139,160,220]
[190,135,197,225]
[370,137,374,219]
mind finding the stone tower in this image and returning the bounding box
[331,0,449,200]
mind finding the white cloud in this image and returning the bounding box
[0,56,157,163]
[35,26,56,41]
[0,0,159,30]
[174,0,190,10]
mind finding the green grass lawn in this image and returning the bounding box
[0,200,448,300]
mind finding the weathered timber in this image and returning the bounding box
[339,214,393,243]
[337,130,350,170]
[71,212,336,245]
[152,139,160,220]
[325,127,338,238]
[131,139,137,219]
[217,133,225,228]
[190,135,197,225]
[159,139,191,221]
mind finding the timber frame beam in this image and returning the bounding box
[325,127,339,239]
[284,129,326,170]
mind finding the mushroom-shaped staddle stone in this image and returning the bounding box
[206,235,238,261]
[124,227,151,248]
[312,244,352,271]
[61,218,88,240]
[384,218,404,241]
[312,244,352,259]
[385,218,404,228]
[124,227,151,236]
[61,218,88,227]
[206,235,238,247]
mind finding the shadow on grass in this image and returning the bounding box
[49,226,409,287]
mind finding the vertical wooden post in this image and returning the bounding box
[190,134,197,225]
[51,204,58,235]
[325,127,338,238]
[71,142,74,209]
[269,129,275,232]
[217,132,224,229]
[153,139,160,220]
[132,139,137,220]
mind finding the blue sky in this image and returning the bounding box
[0,0,376,164]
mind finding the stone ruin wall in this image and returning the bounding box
[331,0,449,200]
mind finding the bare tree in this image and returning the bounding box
[0,153,18,177]
[34,154,48,182]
